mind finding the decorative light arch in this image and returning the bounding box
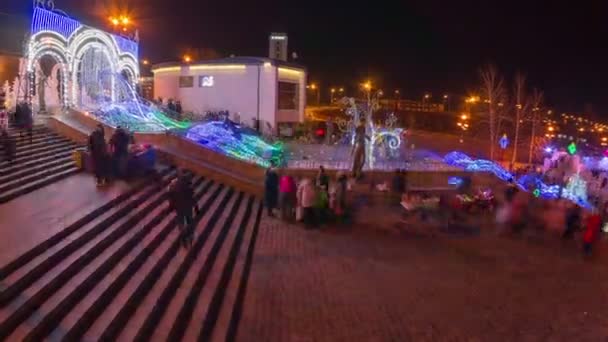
[27,47,70,107]
[25,7,139,110]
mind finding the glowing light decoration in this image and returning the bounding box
[568,142,577,155]
[499,133,509,149]
[31,7,81,40]
[561,173,589,207]
[185,121,284,167]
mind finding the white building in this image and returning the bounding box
[152,57,306,134]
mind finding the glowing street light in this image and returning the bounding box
[461,114,468,120]
[363,81,372,91]
[184,55,192,63]
[424,93,430,99]
[110,17,119,26]
[310,83,317,90]
[142,59,149,65]
[339,87,344,93]
[121,16,130,25]
[443,94,448,99]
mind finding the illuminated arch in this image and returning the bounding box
[27,47,70,107]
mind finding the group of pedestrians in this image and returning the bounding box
[265,165,349,228]
[497,184,605,257]
[88,124,131,186]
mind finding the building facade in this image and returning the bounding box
[152,57,306,133]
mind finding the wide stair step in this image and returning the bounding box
[0,167,263,341]
[0,125,81,204]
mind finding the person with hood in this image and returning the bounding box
[264,165,279,217]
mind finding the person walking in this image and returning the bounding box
[21,103,33,143]
[264,166,279,217]
[316,165,329,192]
[333,172,348,220]
[110,126,129,178]
[88,125,108,186]
[168,171,197,249]
[279,173,297,221]
[297,178,317,228]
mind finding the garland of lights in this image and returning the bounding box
[443,151,589,207]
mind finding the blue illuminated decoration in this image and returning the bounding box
[443,151,577,203]
[31,7,81,39]
[113,35,139,57]
[499,134,509,149]
[448,177,464,187]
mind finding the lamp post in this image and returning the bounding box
[330,88,336,104]
[443,94,449,112]
[423,93,430,111]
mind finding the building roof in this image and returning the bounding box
[152,56,306,72]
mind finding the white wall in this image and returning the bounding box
[153,63,306,129]
[154,71,179,101]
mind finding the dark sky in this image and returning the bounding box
[3,0,608,114]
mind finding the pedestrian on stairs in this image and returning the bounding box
[168,171,197,249]
[89,125,108,186]
[110,126,129,178]
[20,103,33,143]
[0,104,8,132]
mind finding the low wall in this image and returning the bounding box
[48,110,266,196]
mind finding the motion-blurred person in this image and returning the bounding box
[88,125,108,186]
[563,203,581,239]
[110,126,129,178]
[297,178,317,228]
[168,171,196,249]
[316,165,329,192]
[583,207,602,257]
[279,173,297,221]
[264,165,279,217]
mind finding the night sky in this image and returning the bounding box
[2,0,608,114]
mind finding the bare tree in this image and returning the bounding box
[528,88,544,164]
[479,64,507,160]
[511,72,531,166]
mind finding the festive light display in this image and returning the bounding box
[499,134,509,149]
[568,141,577,155]
[444,151,562,201]
[185,121,284,167]
[26,7,139,107]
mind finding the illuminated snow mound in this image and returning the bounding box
[92,102,191,132]
[185,121,284,167]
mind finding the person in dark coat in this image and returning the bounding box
[264,166,279,217]
[88,125,108,186]
[110,126,130,178]
[168,171,197,248]
[20,103,33,143]
[316,165,329,192]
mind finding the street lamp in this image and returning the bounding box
[142,59,149,65]
[184,55,192,63]
[309,83,320,105]
[330,88,336,104]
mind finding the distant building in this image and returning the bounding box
[268,33,288,61]
[152,57,306,133]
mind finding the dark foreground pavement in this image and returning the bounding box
[237,209,608,341]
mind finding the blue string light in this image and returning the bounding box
[31,7,81,40]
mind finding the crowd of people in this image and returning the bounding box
[88,124,132,186]
[495,180,605,257]
[264,165,349,228]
